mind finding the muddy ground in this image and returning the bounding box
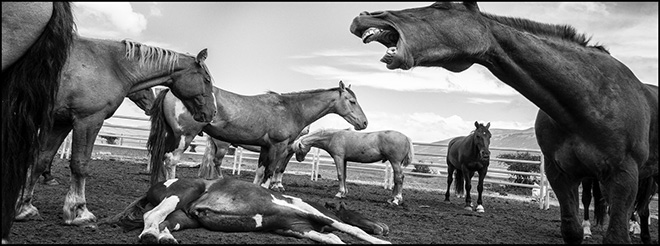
[8,157,658,244]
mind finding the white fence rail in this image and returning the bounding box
[60,114,557,209]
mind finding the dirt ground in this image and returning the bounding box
[8,157,659,244]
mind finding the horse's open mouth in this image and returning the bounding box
[359,26,403,68]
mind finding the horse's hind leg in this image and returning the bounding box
[444,164,455,202]
[15,124,72,221]
[581,178,594,239]
[545,157,584,244]
[62,119,104,226]
[271,151,295,192]
[600,159,639,244]
[332,155,348,198]
[388,160,405,205]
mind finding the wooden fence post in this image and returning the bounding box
[237,147,244,175]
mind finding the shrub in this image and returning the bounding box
[496,152,541,196]
[412,160,432,173]
[101,136,119,145]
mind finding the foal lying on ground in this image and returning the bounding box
[105,177,390,244]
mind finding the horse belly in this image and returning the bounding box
[193,211,264,232]
[346,148,383,163]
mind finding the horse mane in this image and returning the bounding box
[267,86,357,99]
[480,12,609,54]
[123,39,180,72]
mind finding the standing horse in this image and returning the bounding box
[198,125,310,180]
[291,128,414,205]
[14,36,216,227]
[2,2,75,243]
[349,2,658,243]
[104,177,391,244]
[444,122,491,212]
[148,81,368,190]
[40,87,157,186]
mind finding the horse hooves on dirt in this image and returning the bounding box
[464,206,473,211]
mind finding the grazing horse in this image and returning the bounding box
[444,122,491,212]
[104,177,391,244]
[198,125,311,180]
[14,36,216,227]
[2,2,75,243]
[349,2,658,243]
[148,81,368,190]
[40,87,157,186]
[291,128,414,205]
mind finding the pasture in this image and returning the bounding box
[10,154,658,244]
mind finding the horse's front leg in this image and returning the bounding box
[545,157,583,244]
[15,125,72,221]
[266,143,289,192]
[388,160,405,205]
[332,155,348,198]
[463,169,475,211]
[600,158,640,244]
[475,168,487,213]
[63,120,103,226]
[253,148,270,187]
[444,164,455,203]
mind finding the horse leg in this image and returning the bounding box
[15,124,71,221]
[475,168,487,213]
[253,150,270,187]
[600,160,638,244]
[63,119,104,226]
[388,160,405,206]
[332,155,348,198]
[444,164,455,202]
[271,151,295,192]
[155,209,201,244]
[463,170,475,211]
[545,157,585,244]
[267,143,290,192]
[198,136,226,180]
[581,178,593,239]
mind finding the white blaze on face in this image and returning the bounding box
[163,179,178,188]
[252,214,263,228]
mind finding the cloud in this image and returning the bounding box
[466,98,511,104]
[73,2,147,38]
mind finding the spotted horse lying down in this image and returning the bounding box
[106,177,390,244]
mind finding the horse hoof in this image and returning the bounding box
[583,235,592,240]
[42,178,59,186]
[387,199,401,206]
[139,234,159,244]
[476,205,485,213]
[159,237,179,244]
[464,206,473,211]
[14,205,42,222]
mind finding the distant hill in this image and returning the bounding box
[415,127,540,157]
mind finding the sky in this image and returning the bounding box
[71,2,659,143]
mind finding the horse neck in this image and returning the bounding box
[284,89,340,126]
[481,20,640,131]
[117,43,190,92]
[301,130,336,149]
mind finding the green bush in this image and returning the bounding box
[412,160,432,173]
[496,152,541,196]
[101,136,119,145]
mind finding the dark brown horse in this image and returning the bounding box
[2,2,75,243]
[40,87,156,186]
[445,122,491,212]
[349,2,658,243]
[14,36,216,227]
[148,81,368,191]
[291,128,414,205]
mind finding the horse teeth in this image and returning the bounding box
[386,47,397,55]
[361,27,382,43]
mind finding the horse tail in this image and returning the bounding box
[591,179,608,226]
[99,195,150,232]
[454,169,465,196]
[634,176,657,214]
[198,135,217,179]
[147,89,178,185]
[401,136,414,168]
[1,2,75,239]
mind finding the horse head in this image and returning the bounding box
[168,49,216,123]
[472,121,492,161]
[334,81,368,130]
[350,2,487,72]
[292,138,312,162]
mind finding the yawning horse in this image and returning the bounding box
[291,128,414,205]
[105,177,391,244]
[445,122,491,213]
[349,2,658,243]
[148,81,368,191]
[2,2,75,242]
[14,36,216,227]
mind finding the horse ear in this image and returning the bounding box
[463,2,480,12]
[486,122,491,129]
[339,80,346,90]
[196,48,208,63]
[474,121,479,128]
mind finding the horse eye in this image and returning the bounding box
[349,100,356,105]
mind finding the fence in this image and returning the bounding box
[59,114,555,209]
